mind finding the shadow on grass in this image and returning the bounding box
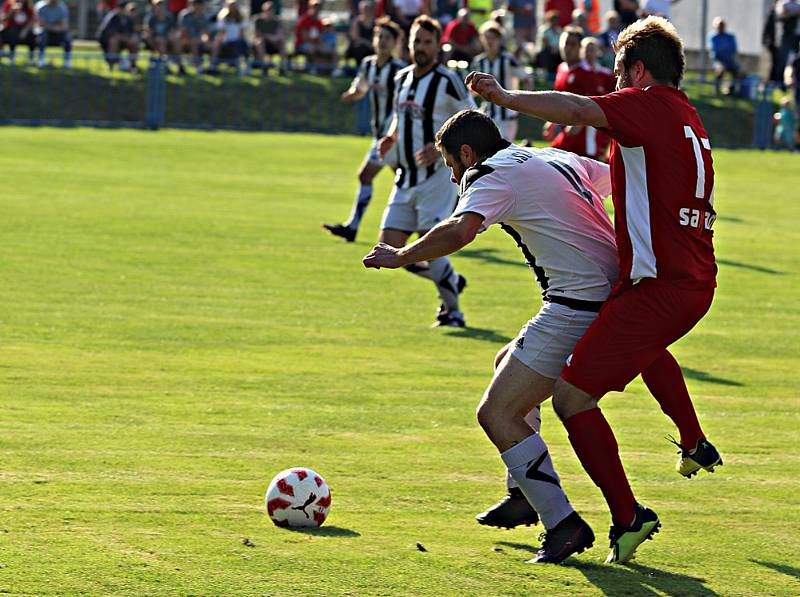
[751,559,800,581]
[287,525,360,538]
[681,367,743,387]
[716,215,746,223]
[496,540,537,554]
[574,561,720,596]
[444,326,512,344]
[717,258,784,275]
[457,247,527,269]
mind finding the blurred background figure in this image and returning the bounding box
[764,1,781,84]
[570,7,588,36]
[773,96,796,148]
[144,0,178,61]
[776,0,800,85]
[435,0,458,26]
[710,16,745,95]
[210,0,249,74]
[0,0,36,63]
[613,0,638,28]
[442,8,480,64]
[506,0,536,59]
[535,8,562,80]
[640,0,675,20]
[544,0,573,28]
[253,0,287,74]
[345,0,374,67]
[294,0,324,72]
[318,17,339,74]
[96,1,140,71]
[595,10,620,68]
[177,0,210,70]
[35,0,71,67]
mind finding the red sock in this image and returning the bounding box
[563,408,635,526]
[641,350,705,450]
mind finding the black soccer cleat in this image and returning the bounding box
[476,488,540,529]
[433,275,468,327]
[527,511,595,564]
[668,436,723,478]
[605,502,660,564]
[322,223,356,242]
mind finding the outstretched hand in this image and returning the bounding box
[363,242,405,269]
[465,71,510,106]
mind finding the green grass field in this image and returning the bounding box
[1,127,798,596]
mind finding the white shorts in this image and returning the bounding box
[494,118,518,142]
[365,137,399,169]
[510,301,599,380]
[380,166,458,232]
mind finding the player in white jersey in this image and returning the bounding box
[470,21,523,142]
[364,109,618,563]
[323,18,405,243]
[376,15,476,327]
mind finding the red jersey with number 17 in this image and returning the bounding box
[590,85,717,288]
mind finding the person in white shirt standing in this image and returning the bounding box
[364,109,618,563]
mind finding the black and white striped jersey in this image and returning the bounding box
[470,51,522,122]
[351,55,406,138]
[391,63,477,189]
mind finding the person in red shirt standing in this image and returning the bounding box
[467,16,722,564]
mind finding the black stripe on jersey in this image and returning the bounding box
[403,72,421,188]
[368,59,381,138]
[500,222,550,293]
[546,160,594,205]
[385,61,398,134]
[460,164,495,194]
[443,68,469,101]
[422,70,443,178]
[498,56,507,120]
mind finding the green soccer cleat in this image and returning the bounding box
[605,503,660,564]
[669,436,723,478]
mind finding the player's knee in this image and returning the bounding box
[552,378,596,421]
[475,394,495,434]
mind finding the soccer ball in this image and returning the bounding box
[265,468,331,528]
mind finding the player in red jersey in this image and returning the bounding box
[466,16,722,564]
[545,27,606,160]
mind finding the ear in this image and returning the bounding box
[460,143,476,165]
[632,59,647,84]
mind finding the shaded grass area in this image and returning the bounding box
[0,128,798,595]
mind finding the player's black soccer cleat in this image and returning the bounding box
[433,275,468,327]
[476,488,540,529]
[605,502,660,564]
[527,511,594,564]
[322,223,356,242]
[668,436,723,478]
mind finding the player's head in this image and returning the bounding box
[373,17,401,56]
[436,110,503,184]
[580,36,599,65]
[410,15,442,68]
[559,27,583,65]
[479,21,504,56]
[614,16,685,89]
[712,17,726,33]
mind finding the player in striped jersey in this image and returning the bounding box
[470,21,523,142]
[376,15,476,327]
[323,18,405,243]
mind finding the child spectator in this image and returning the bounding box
[253,0,287,74]
[96,2,141,70]
[709,16,744,95]
[1,0,36,63]
[210,0,249,73]
[34,0,71,67]
[177,0,210,70]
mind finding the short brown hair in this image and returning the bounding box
[615,15,685,86]
[435,110,502,158]
[411,14,442,43]
[375,16,402,40]
[478,20,504,38]
[560,26,583,45]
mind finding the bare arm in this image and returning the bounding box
[466,71,609,127]
[363,213,483,269]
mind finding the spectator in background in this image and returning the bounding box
[96,2,140,70]
[570,7,587,36]
[544,0,573,28]
[345,0,374,66]
[640,0,676,20]
[777,1,800,84]
[613,0,638,28]
[295,0,325,72]
[709,17,744,96]
[442,7,479,63]
[177,0,210,70]
[391,0,425,39]
[167,0,187,19]
[34,0,71,68]
[595,10,620,65]
[535,8,561,78]
[210,0,249,73]
[318,17,338,73]
[1,0,37,63]
[764,1,781,84]
[506,0,536,59]
[434,0,458,27]
[773,96,796,149]
[467,0,492,28]
[253,0,287,74]
[144,0,178,60]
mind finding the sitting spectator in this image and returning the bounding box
[345,0,374,66]
[96,1,140,70]
[210,0,249,73]
[34,0,71,68]
[595,10,619,68]
[544,0,573,28]
[442,8,480,63]
[177,0,210,69]
[295,0,325,72]
[613,0,638,27]
[774,97,797,149]
[1,0,36,63]
[318,16,338,73]
[535,8,561,78]
[253,0,287,74]
[506,0,536,59]
[144,0,178,60]
[710,16,744,95]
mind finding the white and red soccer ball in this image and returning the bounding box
[265,468,331,528]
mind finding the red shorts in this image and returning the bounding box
[561,278,714,397]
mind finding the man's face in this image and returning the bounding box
[560,34,580,64]
[374,27,395,55]
[614,53,632,90]
[442,148,469,185]
[411,26,439,68]
[480,31,501,56]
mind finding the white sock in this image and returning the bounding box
[501,433,574,529]
[506,407,542,491]
[344,184,372,229]
[405,257,460,312]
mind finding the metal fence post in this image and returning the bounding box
[145,59,166,130]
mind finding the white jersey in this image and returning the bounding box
[392,63,476,189]
[470,51,521,122]
[351,55,406,139]
[453,141,619,303]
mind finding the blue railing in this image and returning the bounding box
[0,53,782,148]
